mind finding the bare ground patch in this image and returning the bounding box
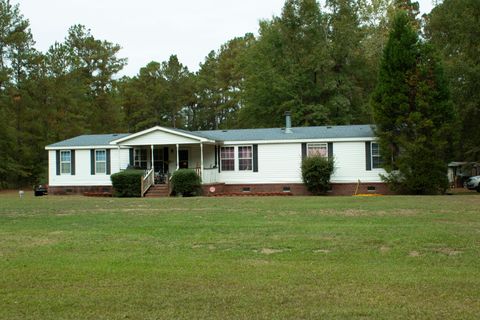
[433,247,463,256]
[255,248,290,255]
[313,249,331,254]
[409,250,422,257]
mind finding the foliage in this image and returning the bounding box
[301,155,335,194]
[110,169,144,197]
[238,0,386,128]
[119,55,194,132]
[371,10,456,194]
[425,0,480,162]
[170,169,201,196]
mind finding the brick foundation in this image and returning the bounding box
[50,182,393,197]
[49,185,113,195]
[202,182,393,196]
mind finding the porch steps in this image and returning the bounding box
[144,184,170,198]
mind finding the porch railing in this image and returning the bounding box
[141,168,154,197]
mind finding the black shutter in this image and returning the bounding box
[71,150,76,175]
[218,146,221,172]
[365,142,372,171]
[253,144,258,172]
[129,149,134,167]
[328,142,333,159]
[301,143,307,160]
[214,146,218,168]
[106,149,111,175]
[91,149,95,175]
[56,150,60,175]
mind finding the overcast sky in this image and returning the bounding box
[12,0,434,76]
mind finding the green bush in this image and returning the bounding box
[110,169,144,197]
[171,169,201,197]
[301,156,335,195]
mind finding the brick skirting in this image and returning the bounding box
[202,182,393,196]
[50,182,392,196]
[49,185,113,195]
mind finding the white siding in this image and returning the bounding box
[117,130,199,146]
[48,141,385,187]
[219,142,386,184]
[331,142,386,183]
[219,144,303,184]
[48,148,130,186]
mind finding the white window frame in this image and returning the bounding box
[60,150,71,175]
[307,143,328,157]
[371,142,382,169]
[220,146,235,171]
[95,149,107,174]
[134,148,148,169]
[238,145,253,171]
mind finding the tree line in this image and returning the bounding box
[0,0,478,189]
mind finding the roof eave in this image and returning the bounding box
[109,126,214,145]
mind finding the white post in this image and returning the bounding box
[151,145,154,172]
[117,146,121,171]
[200,143,204,181]
[176,144,179,170]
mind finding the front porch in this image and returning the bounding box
[109,126,222,197]
[131,143,220,185]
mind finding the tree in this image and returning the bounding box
[239,0,382,128]
[425,0,480,161]
[191,34,253,130]
[371,10,456,194]
[0,0,39,186]
[119,55,194,131]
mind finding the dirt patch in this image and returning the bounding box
[256,248,289,255]
[409,250,421,257]
[379,246,390,253]
[313,249,330,254]
[1,234,61,248]
[433,248,463,256]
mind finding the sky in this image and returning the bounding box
[12,0,434,77]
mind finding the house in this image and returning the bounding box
[45,113,390,196]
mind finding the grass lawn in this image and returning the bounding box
[0,192,479,319]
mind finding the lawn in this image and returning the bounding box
[0,193,479,319]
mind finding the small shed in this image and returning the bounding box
[448,162,480,187]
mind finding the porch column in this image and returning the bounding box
[176,144,179,170]
[200,143,204,181]
[117,146,121,171]
[151,145,154,172]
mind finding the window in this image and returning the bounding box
[60,150,71,174]
[238,146,253,171]
[134,148,148,169]
[307,143,327,157]
[371,143,383,169]
[220,147,235,171]
[95,150,107,174]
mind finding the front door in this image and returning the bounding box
[179,150,188,169]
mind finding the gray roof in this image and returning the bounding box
[46,125,375,148]
[193,124,375,141]
[46,133,130,148]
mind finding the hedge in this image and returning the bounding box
[110,169,144,197]
[171,169,201,197]
[301,156,335,195]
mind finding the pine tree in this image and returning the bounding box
[371,10,456,194]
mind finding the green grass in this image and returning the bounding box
[0,193,479,319]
